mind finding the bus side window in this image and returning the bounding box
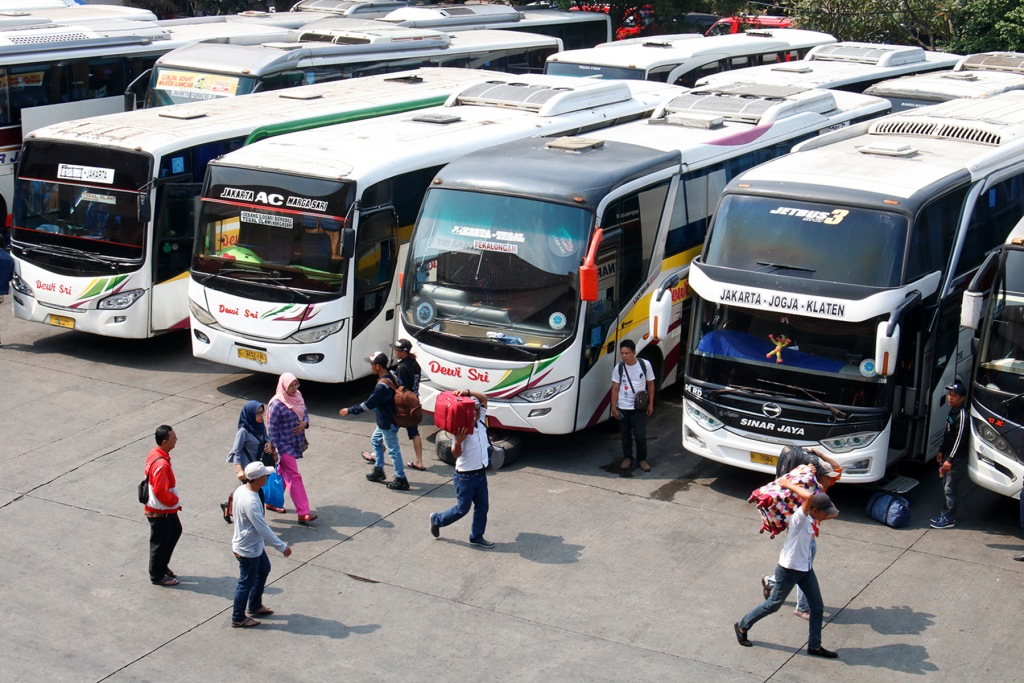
[666,167,726,257]
[0,68,9,126]
[154,184,200,284]
[600,181,669,297]
[674,61,723,88]
[906,188,967,282]
[352,208,397,336]
[957,174,1024,276]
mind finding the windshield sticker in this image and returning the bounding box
[155,70,239,98]
[769,207,849,225]
[451,225,525,243]
[859,359,877,378]
[414,299,435,326]
[719,288,847,318]
[58,164,114,185]
[219,187,329,212]
[82,192,116,205]
[549,228,577,257]
[241,211,293,230]
[549,312,567,331]
[474,240,518,254]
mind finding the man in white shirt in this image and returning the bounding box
[231,462,293,628]
[610,339,655,473]
[735,482,840,659]
[429,389,494,548]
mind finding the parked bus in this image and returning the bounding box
[8,68,509,338]
[543,29,835,86]
[186,76,684,381]
[696,42,960,93]
[379,4,611,49]
[667,93,1024,483]
[865,51,1024,112]
[960,219,1024,500]
[142,27,562,108]
[289,0,412,18]
[396,85,889,434]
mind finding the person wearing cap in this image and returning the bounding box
[391,338,425,471]
[339,351,409,490]
[735,479,840,659]
[429,389,495,548]
[230,461,292,628]
[762,450,843,619]
[930,380,969,529]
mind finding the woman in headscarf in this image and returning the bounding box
[267,373,317,525]
[221,401,278,522]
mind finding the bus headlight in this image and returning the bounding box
[12,272,33,297]
[189,299,217,326]
[973,417,1015,457]
[820,431,878,453]
[685,400,722,431]
[517,377,574,403]
[291,319,344,344]
[98,289,145,310]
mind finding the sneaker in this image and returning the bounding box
[366,467,386,483]
[807,646,839,659]
[733,622,752,647]
[760,576,772,600]
[469,537,495,549]
[929,514,943,525]
[430,515,440,538]
[387,476,410,491]
[793,609,810,621]
[930,515,955,529]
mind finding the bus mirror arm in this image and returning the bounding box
[650,266,688,340]
[876,291,919,377]
[961,250,1000,330]
[124,68,152,112]
[579,228,603,302]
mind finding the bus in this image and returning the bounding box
[186,76,684,381]
[865,51,1024,112]
[670,92,1024,483]
[960,219,1024,500]
[543,29,835,86]
[142,27,562,108]
[289,0,412,18]
[696,42,960,93]
[379,4,611,49]
[8,68,510,339]
[0,5,159,26]
[395,85,889,434]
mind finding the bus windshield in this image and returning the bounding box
[706,195,908,287]
[144,67,256,107]
[977,250,1024,392]
[402,189,590,352]
[14,146,149,266]
[544,61,646,80]
[193,169,353,296]
[688,297,888,408]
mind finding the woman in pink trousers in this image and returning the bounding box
[266,373,317,525]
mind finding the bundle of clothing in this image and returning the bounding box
[748,464,823,538]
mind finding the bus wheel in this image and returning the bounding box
[436,436,456,466]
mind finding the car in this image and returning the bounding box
[706,15,793,36]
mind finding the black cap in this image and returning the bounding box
[945,380,967,397]
[390,339,412,353]
[364,351,389,367]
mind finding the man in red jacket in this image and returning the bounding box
[144,425,182,586]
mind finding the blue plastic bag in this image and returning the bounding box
[263,472,285,510]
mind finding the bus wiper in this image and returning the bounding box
[1003,390,1024,408]
[195,267,261,285]
[412,307,477,340]
[756,378,848,420]
[708,384,771,397]
[23,243,118,269]
[756,261,816,274]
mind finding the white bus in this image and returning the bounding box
[543,29,835,86]
[142,26,562,108]
[865,51,1024,112]
[289,0,412,18]
[8,68,508,338]
[673,93,1024,483]
[186,75,684,381]
[960,219,1024,500]
[395,85,889,434]
[696,42,960,93]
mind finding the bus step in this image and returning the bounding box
[877,475,919,494]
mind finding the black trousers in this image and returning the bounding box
[148,513,182,582]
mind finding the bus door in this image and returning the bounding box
[579,233,621,427]
[151,183,200,332]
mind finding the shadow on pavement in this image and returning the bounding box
[834,604,936,635]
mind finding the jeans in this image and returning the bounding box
[941,460,965,520]
[433,470,489,541]
[740,564,825,650]
[233,551,271,623]
[148,513,182,583]
[371,425,404,479]
[618,408,648,462]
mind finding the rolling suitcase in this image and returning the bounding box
[434,391,477,435]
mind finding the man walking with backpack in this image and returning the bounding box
[391,338,426,471]
[339,351,408,491]
[610,339,655,474]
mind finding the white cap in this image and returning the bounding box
[244,461,275,481]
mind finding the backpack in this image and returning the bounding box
[866,492,911,528]
[139,455,168,505]
[775,445,820,479]
[378,377,423,428]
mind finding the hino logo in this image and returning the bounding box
[762,403,782,418]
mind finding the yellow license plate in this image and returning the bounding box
[48,314,75,329]
[750,452,779,467]
[237,347,267,364]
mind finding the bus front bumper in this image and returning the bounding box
[12,293,150,339]
[968,443,1024,500]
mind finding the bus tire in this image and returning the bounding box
[435,433,522,468]
[436,436,456,466]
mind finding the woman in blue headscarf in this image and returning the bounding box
[220,401,279,522]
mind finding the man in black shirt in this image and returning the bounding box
[930,381,968,529]
[391,339,425,471]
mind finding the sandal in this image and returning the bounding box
[231,617,260,628]
[153,576,179,587]
[247,606,274,616]
[220,502,232,524]
[298,513,318,525]
[361,451,376,463]
[265,504,286,513]
[407,462,426,471]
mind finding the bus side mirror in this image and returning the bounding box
[124,91,135,112]
[875,321,900,377]
[137,193,151,224]
[961,289,984,330]
[579,227,603,302]
[650,287,673,340]
[340,227,355,259]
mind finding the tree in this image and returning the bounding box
[782,0,956,48]
[945,0,1024,53]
